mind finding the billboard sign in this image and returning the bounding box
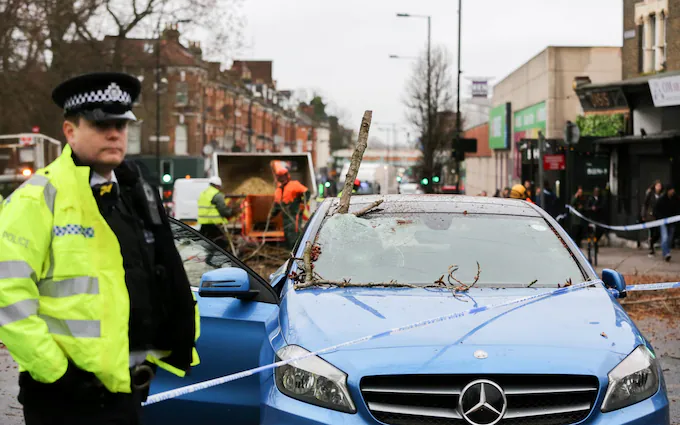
[488,103,511,150]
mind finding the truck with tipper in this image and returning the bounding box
[172,152,316,242]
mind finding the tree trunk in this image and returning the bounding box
[337,110,372,214]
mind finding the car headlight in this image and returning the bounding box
[275,345,356,413]
[601,345,660,412]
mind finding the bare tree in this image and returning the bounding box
[103,0,243,68]
[404,45,455,192]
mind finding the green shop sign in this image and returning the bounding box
[514,102,546,142]
[488,103,510,150]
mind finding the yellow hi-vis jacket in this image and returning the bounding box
[0,145,199,394]
[198,185,224,225]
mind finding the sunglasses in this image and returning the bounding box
[92,120,128,132]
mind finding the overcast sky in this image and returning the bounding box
[239,0,622,145]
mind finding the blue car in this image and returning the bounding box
[145,195,669,425]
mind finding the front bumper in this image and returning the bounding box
[261,384,670,425]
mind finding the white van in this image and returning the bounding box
[339,163,399,195]
[171,178,211,229]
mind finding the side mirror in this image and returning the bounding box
[199,268,259,300]
[602,268,627,299]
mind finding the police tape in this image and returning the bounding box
[567,205,680,231]
[608,281,680,298]
[143,279,602,406]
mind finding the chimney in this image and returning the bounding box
[162,22,181,43]
[188,40,203,58]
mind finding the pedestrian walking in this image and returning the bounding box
[198,176,240,249]
[0,72,199,425]
[587,186,607,243]
[654,185,680,262]
[571,186,587,247]
[501,187,511,198]
[642,180,663,256]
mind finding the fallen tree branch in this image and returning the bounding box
[303,241,313,284]
[337,111,372,214]
[354,199,384,217]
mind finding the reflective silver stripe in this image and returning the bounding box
[39,315,100,338]
[0,299,38,326]
[12,175,57,213]
[0,261,37,282]
[38,277,99,298]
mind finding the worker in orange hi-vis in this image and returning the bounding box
[272,166,309,250]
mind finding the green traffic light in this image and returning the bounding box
[162,174,172,183]
[421,178,429,185]
[324,181,331,188]
[433,176,440,183]
[396,176,402,182]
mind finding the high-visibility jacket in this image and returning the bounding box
[198,186,224,225]
[0,145,199,394]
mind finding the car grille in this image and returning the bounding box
[360,374,599,425]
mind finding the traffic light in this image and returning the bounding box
[421,177,429,186]
[161,160,173,184]
[432,176,440,183]
[396,176,402,183]
[324,181,331,188]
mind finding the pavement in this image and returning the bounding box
[0,246,678,424]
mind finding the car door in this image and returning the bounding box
[143,219,280,425]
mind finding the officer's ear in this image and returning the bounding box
[63,115,80,143]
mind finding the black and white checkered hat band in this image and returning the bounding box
[63,82,132,111]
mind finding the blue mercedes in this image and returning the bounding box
[144,195,670,425]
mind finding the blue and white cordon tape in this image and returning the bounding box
[607,281,680,298]
[144,279,601,406]
[567,205,680,232]
[144,279,680,406]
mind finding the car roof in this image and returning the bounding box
[326,194,543,217]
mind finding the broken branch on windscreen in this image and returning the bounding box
[337,110,372,215]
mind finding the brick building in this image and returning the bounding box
[573,0,680,230]
[107,25,321,172]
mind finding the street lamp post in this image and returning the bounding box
[397,13,432,190]
[454,0,463,193]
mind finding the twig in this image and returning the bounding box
[295,280,422,290]
[220,224,237,256]
[527,279,538,288]
[303,241,313,284]
[337,111,372,214]
[447,262,481,291]
[354,199,384,217]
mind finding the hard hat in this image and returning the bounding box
[275,167,289,176]
[209,176,222,187]
[509,184,527,199]
[354,178,361,186]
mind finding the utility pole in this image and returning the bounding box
[538,131,545,208]
[426,15,432,191]
[455,0,463,193]
[155,22,162,185]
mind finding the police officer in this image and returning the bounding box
[198,176,239,248]
[0,72,199,425]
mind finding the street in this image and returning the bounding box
[0,246,678,424]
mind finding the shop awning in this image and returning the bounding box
[595,130,680,145]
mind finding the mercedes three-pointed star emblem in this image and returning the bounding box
[458,379,507,425]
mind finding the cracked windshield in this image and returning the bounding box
[314,212,584,287]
